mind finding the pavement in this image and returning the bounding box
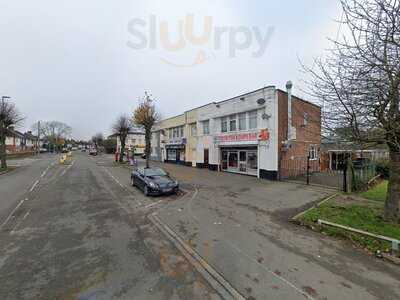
[0,152,220,300]
[1,153,400,300]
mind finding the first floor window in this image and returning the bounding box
[238,113,246,130]
[248,110,258,129]
[221,117,228,132]
[190,123,197,136]
[229,115,237,131]
[202,120,210,135]
[309,145,318,160]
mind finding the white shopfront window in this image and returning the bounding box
[220,147,258,176]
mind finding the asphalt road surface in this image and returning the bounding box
[0,153,219,300]
[1,152,400,300]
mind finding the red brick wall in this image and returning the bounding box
[277,90,321,178]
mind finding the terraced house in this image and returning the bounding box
[151,83,321,180]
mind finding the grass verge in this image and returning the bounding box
[360,180,388,202]
[299,193,400,253]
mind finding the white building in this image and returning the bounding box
[152,85,321,180]
[113,130,146,155]
[194,87,278,177]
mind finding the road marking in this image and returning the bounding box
[29,180,39,192]
[23,210,30,219]
[60,160,75,177]
[145,200,163,209]
[177,187,315,300]
[227,241,315,300]
[0,199,24,229]
[102,167,143,207]
[40,165,52,178]
[10,209,31,234]
[103,167,124,188]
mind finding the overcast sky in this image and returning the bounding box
[0,0,342,140]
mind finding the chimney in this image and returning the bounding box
[286,81,293,141]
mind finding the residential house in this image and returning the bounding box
[321,136,389,170]
[110,130,146,155]
[5,128,24,153]
[22,131,39,151]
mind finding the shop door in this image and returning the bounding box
[247,151,258,175]
[204,149,209,167]
[239,151,247,172]
[221,151,228,170]
[228,152,238,171]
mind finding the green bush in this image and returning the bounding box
[376,160,390,179]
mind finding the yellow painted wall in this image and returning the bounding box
[185,109,199,166]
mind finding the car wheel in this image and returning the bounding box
[130,176,135,187]
[144,185,149,196]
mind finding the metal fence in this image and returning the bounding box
[280,157,345,190]
[280,157,378,192]
[350,162,377,191]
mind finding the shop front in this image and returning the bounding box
[165,144,186,164]
[215,132,260,176]
[220,147,258,176]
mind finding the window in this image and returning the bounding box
[248,110,258,129]
[303,112,309,126]
[221,117,228,132]
[309,145,318,160]
[180,126,184,137]
[229,115,237,131]
[238,113,246,130]
[202,120,210,135]
[190,123,197,136]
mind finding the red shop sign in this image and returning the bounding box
[215,132,258,143]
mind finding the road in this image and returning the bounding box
[1,152,400,300]
[0,153,219,300]
[0,154,57,226]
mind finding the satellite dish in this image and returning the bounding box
[257,98,266,105]
[262,113,271,120]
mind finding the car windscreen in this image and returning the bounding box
[144,168,167,177]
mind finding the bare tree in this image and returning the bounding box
[0,98,24,169]
[112,115,131,163]
[91,133,104,149]
[32,121,72,152]
[304,0,400,222]
[133,92,159,168]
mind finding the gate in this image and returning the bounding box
[280,157,347,191]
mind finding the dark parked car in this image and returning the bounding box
[131,167,179,196]
[89,148,98,156]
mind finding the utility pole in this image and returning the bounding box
[37,121,41,155]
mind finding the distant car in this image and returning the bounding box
[89,148,98,156]
[61,148,69,153]
[71,147,78,151]
[131,167,179,196]
[39,148,48,153]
